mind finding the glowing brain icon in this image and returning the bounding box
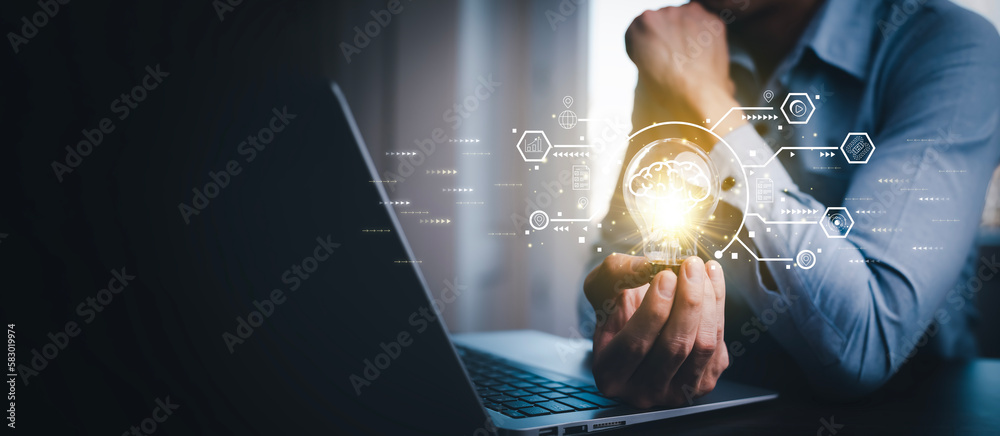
[628,160,712,211]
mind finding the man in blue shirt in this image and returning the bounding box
[580,0,1000,407]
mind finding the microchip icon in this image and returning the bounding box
[839,132,875,164]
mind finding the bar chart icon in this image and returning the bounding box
[525,135,543,152]
[514,130,552,162]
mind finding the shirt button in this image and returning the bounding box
[754,122,770,137]
[722,176,736,191]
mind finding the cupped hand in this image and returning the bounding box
[583,254,729,408]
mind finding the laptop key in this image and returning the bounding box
[571,392,619,408]
[519,407,551,417]
[486,395,517,403]
[581,386,600,393]
[500,409,526,418]
[540,382,563,389]
[509,381,535,389]
[556,397,598,410]
[506,390,531,398]
[493,384,517,392]
[563,380,593,388]
[536,401,575,414]
[520,395,549,403]
[502,400,533,409]
[525,386,549,394]
[540,392,568,400]
[555,387,581,395]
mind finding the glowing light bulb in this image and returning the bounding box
[623,138,721,267]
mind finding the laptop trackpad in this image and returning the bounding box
[452,330,595,382]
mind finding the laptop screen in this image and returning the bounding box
[110,78,490,434]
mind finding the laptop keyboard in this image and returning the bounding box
[456,345,619,419]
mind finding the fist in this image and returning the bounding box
[625,3,738,128]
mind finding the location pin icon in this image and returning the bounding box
[563,96,573,108]
[763,90,774,103]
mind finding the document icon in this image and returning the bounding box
[755,178,773,203]
[572,165,591,191]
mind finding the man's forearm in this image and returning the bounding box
[710,124,991,398]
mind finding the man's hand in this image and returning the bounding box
[626,3,744,132]
[583,254,728,408]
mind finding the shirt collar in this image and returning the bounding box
[806,0,885,80]
[729,0,884,84]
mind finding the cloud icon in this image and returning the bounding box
[628,160,711,209]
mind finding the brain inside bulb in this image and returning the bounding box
[623,138,721,266]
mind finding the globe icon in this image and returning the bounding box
[558,110,578,129]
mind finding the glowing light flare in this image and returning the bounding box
[623,138,721,266]
[648,192,688,230]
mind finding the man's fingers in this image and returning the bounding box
[697,260,729,395]
[593,270,676,396]
[634,257,707,392]
[592,285,646,352]
[671,263,719,398]
[584,253,652,309]
[706,260,726,345]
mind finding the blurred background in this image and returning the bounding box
[327,0,1000,354]
[5,1,997,433]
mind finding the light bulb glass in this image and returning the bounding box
[623,138,721,266]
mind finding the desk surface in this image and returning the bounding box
[609,359,1000,435]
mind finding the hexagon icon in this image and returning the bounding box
[840,132,875,164]
[780,92,816,125]
[515,130,552,162]
[820,207,854,239]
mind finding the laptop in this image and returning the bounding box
[241,81,777,435]
[329,82,778,434]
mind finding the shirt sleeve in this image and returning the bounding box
[710,11,1000,399]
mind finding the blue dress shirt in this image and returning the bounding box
[582,0,1000,399]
